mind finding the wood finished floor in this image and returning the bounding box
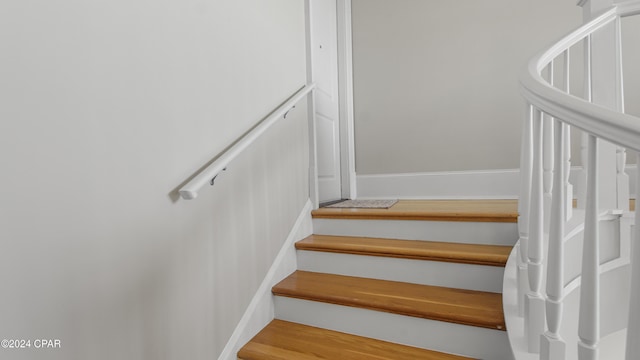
[273,271,506,331]
[296,234,512,267]
[239,199,518,359]
[237,320,477,360]
[311,199,519,222]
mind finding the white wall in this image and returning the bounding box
[0,1,308,359]
[352,0,583,174]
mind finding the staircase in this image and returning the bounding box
[238,200,519,359]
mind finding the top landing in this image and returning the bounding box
[312,199,518,223]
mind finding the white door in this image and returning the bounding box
[310,0,342,203]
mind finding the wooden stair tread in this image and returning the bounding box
[238,319,476,360]
[273,271,506,331]
[312,199,518,222]
[296,234,512,267]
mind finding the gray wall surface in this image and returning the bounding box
[352,0,584,174]
[0,1,308,359]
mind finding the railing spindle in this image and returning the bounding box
[526,107,546,353]
[626,151,640,359]
[564,126,572,219]
[518,103,534,316]
[543,63,555,232]
[541,118,566,360]
[585,34,593,103]
[563,49,573,221]
[577,35,593,211]
[617,146,629,211]
[578,133,588,210]
[615,16,625,114]
[615,17,629,212]
[578,134,600,360]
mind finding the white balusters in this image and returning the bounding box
[516,6,640,360]
[617,146,629,211]
[543,64,555,232]
[518,104,533,316]
[526,107,546,353]
[577,36,593,211]
[541,119,566,360]
[564,127,572,219]
[562,49,573,221]
[578,133,589,210]
[626,152,640,359]
[614,17,629,212]
[614,16,625,115]
[578,135,600,360]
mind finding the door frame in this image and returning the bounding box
[336,0,357,200]
[305,0,356,208]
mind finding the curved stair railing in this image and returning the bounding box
[508,1,640,359]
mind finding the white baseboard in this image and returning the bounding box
[356,165,637,200]
[356,169,520,199]
[217,199,313,360]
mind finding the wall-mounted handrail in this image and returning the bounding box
[179,83,316,200]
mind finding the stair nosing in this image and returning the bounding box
[311,199,519,223]
[272,270,506,331]
[238,319,478,360]
[295,234,511,267]
[311,210,518,223]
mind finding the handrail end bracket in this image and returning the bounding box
[179,190,198,200]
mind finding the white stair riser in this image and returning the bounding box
[274,296,514,360]
[313,218,518,246]
[297,250,505,293]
